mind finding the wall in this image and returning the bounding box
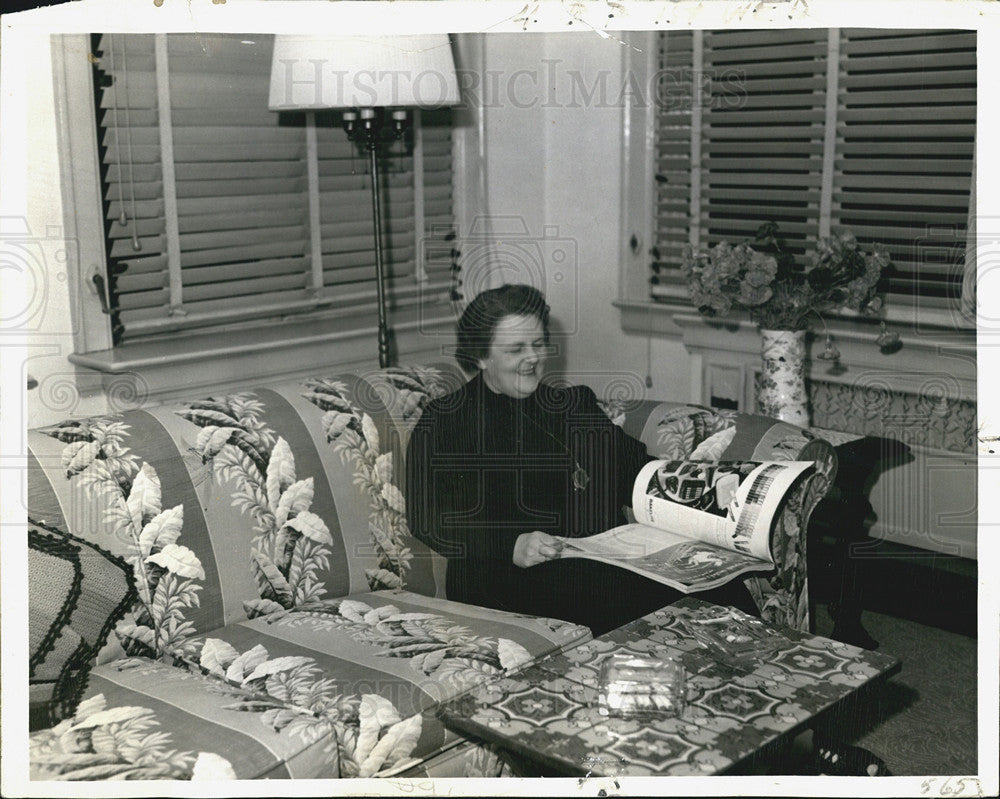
[477,32,692,405]
[11,33,110,429]
[19,35,453,430]
[14,30,978,559]
[474,32,977,558]
[18,31,691,433]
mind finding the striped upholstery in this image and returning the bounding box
[33,662,342,780]
[26,363,833,781]
[27,363,469,646]
[39,590,579,780]
[603,399,837,631]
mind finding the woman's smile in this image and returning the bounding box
[478,314,547,398]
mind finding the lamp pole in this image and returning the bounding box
[367,141,390,369]
[342,108,408,369]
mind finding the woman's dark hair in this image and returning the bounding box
[455,284,550,373]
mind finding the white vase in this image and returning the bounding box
[758,329,810,426]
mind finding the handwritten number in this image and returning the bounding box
[922,778,984,797]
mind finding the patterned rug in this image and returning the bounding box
[812,604,978,777]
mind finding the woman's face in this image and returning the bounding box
[478,313,547,398]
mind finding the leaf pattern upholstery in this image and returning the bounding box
[33,421,208,663]
[599,399,836,632]
[25,363,830,780]
[172,590,581,777]
[29,692,237,781]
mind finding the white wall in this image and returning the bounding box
[478,33,692,405]
[7,33,110,429]
[18,34,453,429]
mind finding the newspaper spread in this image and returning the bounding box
[553,458,814,593]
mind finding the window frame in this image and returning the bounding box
[92,32,459,344]
[53,33,477,399]
[54,33,116,355]
[618,27,978,338]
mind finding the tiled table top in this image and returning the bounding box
[438,598,900,776]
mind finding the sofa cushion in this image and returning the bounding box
[27,589,587,781]
[29,666,511,781]
[178,590,590,777]
[30,659,338,780]
[28,414,245,657]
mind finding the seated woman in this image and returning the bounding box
[405,284,758,636]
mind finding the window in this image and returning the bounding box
[645,28,976,319]
[92,33,457,346]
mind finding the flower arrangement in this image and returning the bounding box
[682,223,901,354]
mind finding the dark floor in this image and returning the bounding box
[799,543,979,777]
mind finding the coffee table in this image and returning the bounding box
[437,597,900,776]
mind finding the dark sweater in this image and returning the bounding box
[405,373,755,633]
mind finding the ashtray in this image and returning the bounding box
[681,605,786,668]
[597,655,686,718]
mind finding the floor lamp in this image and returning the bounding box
[268,34,460,367]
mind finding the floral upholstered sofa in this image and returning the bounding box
[25,361,835,782]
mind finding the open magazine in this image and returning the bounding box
[552,458,814,593]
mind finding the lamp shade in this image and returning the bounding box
[269,34,460,110]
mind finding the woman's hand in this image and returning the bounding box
[512,531,564,568]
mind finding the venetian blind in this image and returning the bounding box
[649,29,694,296]
[835,29,976,305]
[649,28,975,310]
[94,33,456,343]
[699,29,827,255]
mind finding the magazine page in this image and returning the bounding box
[631,458,815,561]
[556,523,772,593]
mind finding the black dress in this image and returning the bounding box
[405,373,756,635]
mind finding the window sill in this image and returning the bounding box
[614,298,688,338]
[616,298,976,398]
[616,297,976,346]
[68,306,456,407]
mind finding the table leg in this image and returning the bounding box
[810,495,879,649]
